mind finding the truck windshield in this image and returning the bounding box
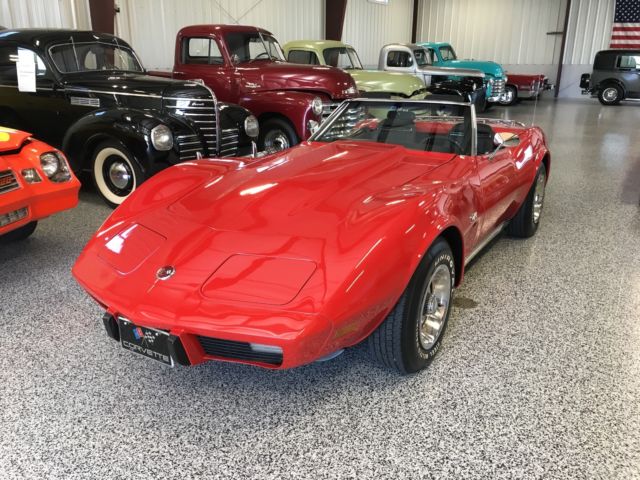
[439,46,457,61]
[322,47,363,69]
[49,41,143,73]
[225,32,285,63]
[413,49,432,66]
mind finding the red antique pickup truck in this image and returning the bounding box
[151,25,358,151]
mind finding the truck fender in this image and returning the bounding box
[237,90,321,140]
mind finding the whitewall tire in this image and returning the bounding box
[92,142,141,208]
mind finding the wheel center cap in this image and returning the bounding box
[425,294,439,315]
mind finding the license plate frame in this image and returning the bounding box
[119,318,174,367]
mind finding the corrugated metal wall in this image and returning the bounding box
[0,0,91,29]
[417,0,567,66]
[114,0,324,70]
[564,0,614,65]
[342,0,413,68]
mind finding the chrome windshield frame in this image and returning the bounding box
[308,98,478,156]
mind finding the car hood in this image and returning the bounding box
[165,142,453,240]
[349,69,426,96]
[61,72,204,97]
[235,60,357,99]
[0,127,31,152]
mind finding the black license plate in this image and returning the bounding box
[119,318,173,366]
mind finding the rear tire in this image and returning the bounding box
[507,163,547,238]
[368,239,455,374]
[259,118,299,152]
[0,221,37,243]
[598,85,622,105]
[91,140,143,208]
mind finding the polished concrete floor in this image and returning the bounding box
[1,98,640,479]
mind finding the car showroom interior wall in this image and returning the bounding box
[1,0,91,29]
[416,0,614,98]
[342,0,414,68]
[113,0,324,70]
[560,0,614,98]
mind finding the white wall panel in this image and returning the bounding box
[0,0,91,29]
[564,0,614,65]
[115,0,323,70]
[418,0,567,66]
[342,0,413,68]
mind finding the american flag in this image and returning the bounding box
[610,0,640,48]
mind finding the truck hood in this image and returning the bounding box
[349,69,426,96]
[236,60,357,99]
[439,60,504,79]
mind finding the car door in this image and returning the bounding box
[474,131,520,240]
[175,36,235,103]
[0,43,68,147]
[617,53,640,95]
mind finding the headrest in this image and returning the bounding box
[383,110,416,128]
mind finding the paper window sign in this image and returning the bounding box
[17,48,36,93]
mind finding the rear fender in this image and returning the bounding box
[595,78,626,96]
[238,90,322,140]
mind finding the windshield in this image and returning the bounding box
[225,32,285,63]
[323,47,363,69]
[413,48,432,66]
[312,100,473,154]
[439,46,457,61]
[49,41,143,73]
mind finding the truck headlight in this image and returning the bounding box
[151,124,173,151]
[244,115,259,138]
[311,97,323,116]
[40,152,71,182]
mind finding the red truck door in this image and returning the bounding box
[174,36,236,103]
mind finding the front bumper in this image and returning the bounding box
[0,171,80,237]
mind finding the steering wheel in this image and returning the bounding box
[253,52,270,60]
[435,137,464,155]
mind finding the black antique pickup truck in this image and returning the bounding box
[0,29,258,206]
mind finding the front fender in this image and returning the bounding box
[218,102,256,151]
[61,108,193,175]
[238,91,321,140]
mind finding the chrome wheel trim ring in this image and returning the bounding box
[418,263,452,351]
[263,130,291,152]
[533,170,546,224]
[501,88,514,105]
[603,87,618,102]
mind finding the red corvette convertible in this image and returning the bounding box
[73,98,550,374]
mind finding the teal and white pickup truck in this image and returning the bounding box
[418,42,507,104]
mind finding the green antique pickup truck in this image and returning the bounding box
[283,40,427,98]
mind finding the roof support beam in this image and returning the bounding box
[325,0,348,41]
[88,0,115,35]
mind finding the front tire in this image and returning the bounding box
[0,221,37,243]
[507,163,547,238]
[598,85,622,105]
[91,140,143,208]
[499,85,518,106]
[259,118,299,152]
[368,239,455,374]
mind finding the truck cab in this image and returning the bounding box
[160,25,358,151]
[581,50,640,105]
[378,43,487,110]
[418,42,507,103]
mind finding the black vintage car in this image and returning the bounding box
[0,29,259,206]
[581,50,640,105]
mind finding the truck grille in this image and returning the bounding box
[320,103,365,141]
[164,94,219,161]
[491,78,506,96]
[197,336,283,366]
[0,170,19,194]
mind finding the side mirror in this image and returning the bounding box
[230,54,240,66]
[489,132,519,158]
